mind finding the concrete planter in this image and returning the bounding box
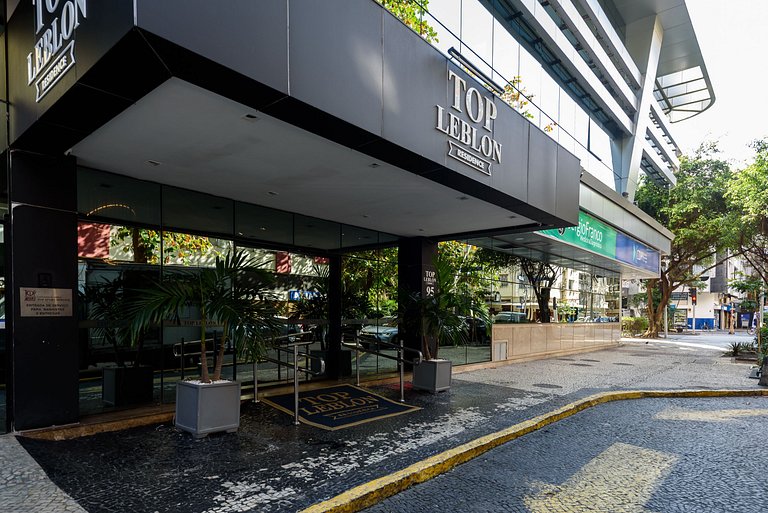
[175,380,241,437]
[102,365,154,406]
[412,359,452,393]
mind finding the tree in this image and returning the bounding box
[635,143,739,337]
[726,139,768,381]
[475,248,559,323]
[727,140,768,286]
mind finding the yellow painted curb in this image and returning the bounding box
[300,388,768,513]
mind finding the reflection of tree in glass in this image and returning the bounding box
[112,227,213,265]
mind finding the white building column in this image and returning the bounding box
[611,15,664,200]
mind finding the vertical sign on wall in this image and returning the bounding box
[422,266,436,297]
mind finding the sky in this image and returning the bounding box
[674,0,768,167]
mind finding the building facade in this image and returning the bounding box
[0,0,712,432]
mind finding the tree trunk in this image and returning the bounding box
[199,320,210,383]
[537,287,552,323]
[212,325,228,382]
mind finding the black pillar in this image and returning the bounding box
[324,254,346,378]
[8,150,78,431]
[398,237,438,356]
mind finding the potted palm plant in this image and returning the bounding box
[401,257,489,393]
[127,250,280,437]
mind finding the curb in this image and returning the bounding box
[300,388,768,513]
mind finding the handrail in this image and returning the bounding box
[252,338,325,426]
[343,337,423,403]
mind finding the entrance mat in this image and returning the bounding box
[261,384,420,430]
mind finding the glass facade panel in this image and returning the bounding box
[78,167,161,226]
[492,19,520,86]
[461,0,494,77]
[162,186,234,236]
[235,202,293,245]
[294,215,340,250]
[425,0,460,56]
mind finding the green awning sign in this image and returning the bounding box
[539,211,617,259]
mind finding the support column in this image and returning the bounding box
[8,150,78,431]
[398,237,438,357]
[610,15,664,201]
[324,254,345,378]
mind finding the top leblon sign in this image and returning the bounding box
[26,0,87,102]
[435,70,502,176]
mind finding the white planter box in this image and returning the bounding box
[175,380,241,437]
[412,359,452,393]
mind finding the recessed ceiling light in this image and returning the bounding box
[514,237,525,241]
[369,163,381,168]
[268,191,278,196]
[259,227,267,231]
[418,228,425,232]
[242,113,259,121]
[362,214,369,218]
[508,215,517,219]
[457,196,469,201]
[146,160,161,167]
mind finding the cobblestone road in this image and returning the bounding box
[5,337,763,513]
[366,395,768,513]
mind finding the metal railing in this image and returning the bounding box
[342,336,422,403]
[253,332,325,426]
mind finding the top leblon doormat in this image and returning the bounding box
[261,384,420,430]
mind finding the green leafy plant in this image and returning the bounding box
[399,255,489,360]
[377,0,438,43]
[127,251,280,383]
[621,316,649,337]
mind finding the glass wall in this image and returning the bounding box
[486,264,620,323]
[76,167,397,415]
[344,248,399,376]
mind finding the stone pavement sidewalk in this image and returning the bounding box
[0,435,86,513]
[2,337,763,513]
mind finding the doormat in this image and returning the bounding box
[261,384,420,430]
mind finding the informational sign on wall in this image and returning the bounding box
[20,287,73,317]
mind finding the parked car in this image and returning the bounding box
[359,316,491,348]
[460,316,491,345]
[493,311,526,324]
[359,317,399,349]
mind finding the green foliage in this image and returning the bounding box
[621,316,649,336]
[343,248,399,315]
[501,78,535,120]
[726,341,755,358]
[634,143,738,337]
[112,227,214,265]
[126,251,280,382]
[399,253,489,360]
[727,139,768,286]
[377,0,438,43]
